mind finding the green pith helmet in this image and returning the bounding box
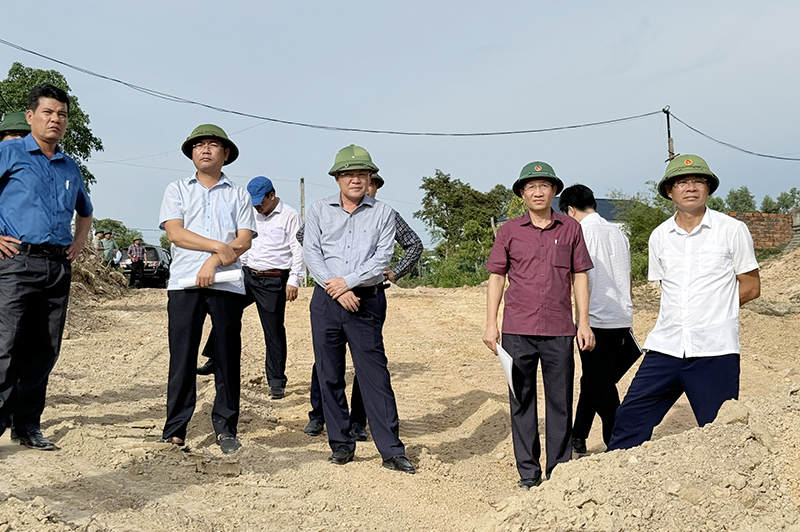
[658,154,719,199]
[0,112,31,136]
[371,173,385,189]
[328,144,379,176]
[513,161,564,197]
[181,124,239,165]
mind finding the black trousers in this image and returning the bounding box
[310,285,403,459]
[202,269,289,389]
[163,289,245,440]
[0,254,71,435]
[308,362,367,427]
[502,333,574,479]
[129,259,144,287]
[608,352,740,451]
[572,328,641,445]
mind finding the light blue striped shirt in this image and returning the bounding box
[159,173,256,294]
[303,193,395,289]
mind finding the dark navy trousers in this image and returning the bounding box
[308,363,367,427]
[310,285,403,459]
[607,351,740,450]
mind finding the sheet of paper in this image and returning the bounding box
[177,269,243,289]
[496,343,516,399]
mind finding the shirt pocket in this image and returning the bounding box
[696,245,731,275]
[554,243,572,269]
[58,176,79,211]
[215,202,237,233]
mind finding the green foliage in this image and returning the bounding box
[507,196,526,219]
[775,187,800,214]
[93,218,142,250]
[760,194,779,214]
[160,233,171,250]
[725,186,757,213]
[0,62,103,190]
[609,181,673,283]
[707,196,726,212]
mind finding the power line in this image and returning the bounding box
[0,37,660,137]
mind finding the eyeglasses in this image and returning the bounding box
[192,140,224,150]
[523,182,553,192]
[338,171,371,181]
[672,178,708,189]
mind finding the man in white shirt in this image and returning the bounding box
[608,155,760,451]
[197,177,305,401]
[559,184,641,453]
[159,124,255,454]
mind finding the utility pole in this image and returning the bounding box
[300,177,307,287]
[663,106,676,162]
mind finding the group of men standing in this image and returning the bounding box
[484,157,760,489]
[0,83,762,487]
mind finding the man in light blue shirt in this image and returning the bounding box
[0,84,93,451]
[304,144,414,474]
[158,124,255,454]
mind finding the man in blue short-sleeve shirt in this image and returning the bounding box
[158,124,255,454]
[0,84,93,451]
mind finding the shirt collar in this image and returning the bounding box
[580,212,603,226]
[257,199,283,220]
[325,192,375,209]
[668,207,712,236]
[519,209,565,230]
[24,134,64,160]
[188,171,233,189]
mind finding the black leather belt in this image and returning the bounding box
[247,267,290,277]
[351,284,388,298]
[12,242,68,258]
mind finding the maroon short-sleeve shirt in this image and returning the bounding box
[486,210,593,336]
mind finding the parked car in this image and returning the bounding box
[120,245,171,288]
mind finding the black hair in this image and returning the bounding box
[27,83,70,113]
[558,184,597,214]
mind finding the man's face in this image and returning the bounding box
[335,169,370,202]
[666,175,709,212]
[0,133,24,142]
[255,191,279,216]
[366,179,380,198]
[520,179,556,213]
[191,138,229,174]
[26,97,68,144]
[104,234,112,240]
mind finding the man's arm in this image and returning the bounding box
[66,214,92,261]
[572,271,595,351]
[286,210,305,302]
[737,269,760,306]
[302,204,335,285]
[389,211,423,281]
[194,228,253,288]
[163,219,239,266]
[482,273,506,355]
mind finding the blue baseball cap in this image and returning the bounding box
[247,176,275,206]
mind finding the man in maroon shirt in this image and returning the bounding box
[484,161,595,490]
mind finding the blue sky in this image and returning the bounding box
[2,1,799,246]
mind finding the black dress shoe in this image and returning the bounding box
[269,387,285,399]
[349,423,368,441]
[328,447,354,465]
[217,434,241,454]
[304,418,324,436]
[196,358,216,375]
[382,455,415,474]
[17,429,58,451]
[518,476,543,490]
[572,437,587,454]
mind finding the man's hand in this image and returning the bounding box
[576,323,595,351]
[482,325,500,355]
[66,237,87,262]
[196,255,221,288]
[213,241,238,266]
[0,235,22,259]
[286,284,299,302]
[336,290,360,312]
[384,269,396,282]
[324,277,349,299]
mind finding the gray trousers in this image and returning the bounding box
[502,334,574,479]
[0,254,71,435]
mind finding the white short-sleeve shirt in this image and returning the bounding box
[159,173,256,294]
[644,208,758,358]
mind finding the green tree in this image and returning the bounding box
[776,187,800,214]
[0,62,103,190]
[707,196,726,212]
[93,218,142,250]
[725,186,757,213]
[609,181,673,282]
[160,233,171,250]
[760,194,779,214]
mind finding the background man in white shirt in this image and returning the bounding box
[197,177,305,401]
[607,155,760,451]
[559,184,641,453]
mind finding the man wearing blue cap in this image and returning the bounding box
[197,177,305,400]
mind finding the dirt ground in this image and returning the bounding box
[1,249,799,531]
